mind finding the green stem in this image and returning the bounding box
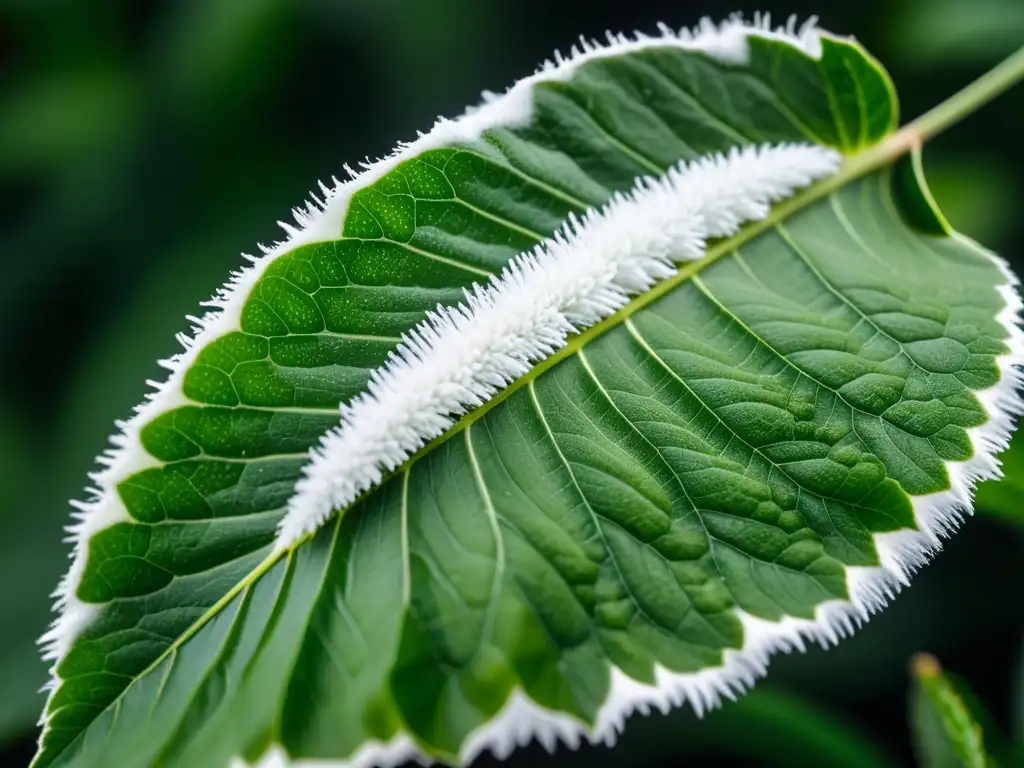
[854,44,1024,171]
[909,45,1024,143]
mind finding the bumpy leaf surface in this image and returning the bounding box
[37,24,1019,768]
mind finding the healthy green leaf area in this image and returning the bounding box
[38,28,1019,768]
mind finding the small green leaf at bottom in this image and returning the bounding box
[910,653,991,768]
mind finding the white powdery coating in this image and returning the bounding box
[276,142,842,547]
[228,741,427,768]
[238,238,1023,768]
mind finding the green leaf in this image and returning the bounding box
[33,18,1024,768]
[910,654,992,768]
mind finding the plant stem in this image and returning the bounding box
[863,45,1024,167]
[834,45,1024,187]
[908,45,1024,143]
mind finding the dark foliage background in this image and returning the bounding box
[0,0,1021,765]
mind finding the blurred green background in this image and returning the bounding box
[0,0,1022,765]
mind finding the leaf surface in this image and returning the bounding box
[35,20,1021,768]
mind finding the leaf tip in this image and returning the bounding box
[911,652,943,681]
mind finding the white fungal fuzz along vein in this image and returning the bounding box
[277,142,842,546]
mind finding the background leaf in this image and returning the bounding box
[910,654,991,768]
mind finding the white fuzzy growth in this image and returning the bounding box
[276,143,841,547]
[229,741,425,768]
